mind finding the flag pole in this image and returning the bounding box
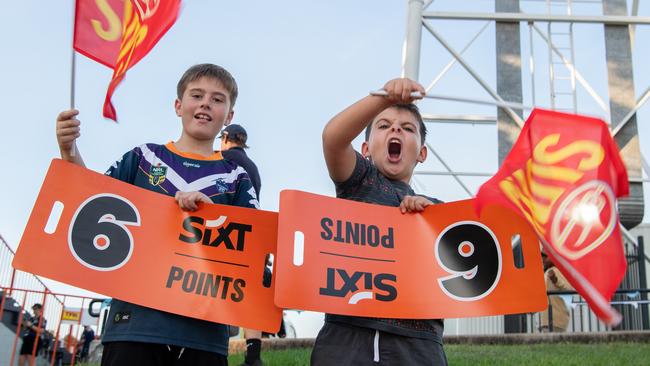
[70,50,76,109]
[69,0,77,156]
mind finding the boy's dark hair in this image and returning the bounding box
[364,104,427,145]
[177,64,238,108]
[32,303,43,310]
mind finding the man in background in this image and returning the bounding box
[540,251,574,332]
[220,123,263,366]
[80,325,95,361]
[19,303,46,366]
[220,124,261,198]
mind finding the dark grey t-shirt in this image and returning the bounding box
[326,152,444,342]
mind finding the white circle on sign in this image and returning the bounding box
[458,241,475,257]
[93,234,110,251]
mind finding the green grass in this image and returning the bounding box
[228,348,311,365]
[444,343,650,366]
[226,342,650,366]
[77,342,650,365]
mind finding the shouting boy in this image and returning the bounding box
[314,78,447,365]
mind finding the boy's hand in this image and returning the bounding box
[175,191,212,211]
[56,109,81,154]
[400,195,433,213]
[382,78,426,104]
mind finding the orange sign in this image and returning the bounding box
[275,190,547,318]
[13,159,282,332]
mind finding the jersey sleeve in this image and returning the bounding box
[231,170,260,209]
[104,148,142,184]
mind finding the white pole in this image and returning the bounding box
[70,0,77,109]
[69,0,77,156]
[402,0,424,79]
[370,90,535,111]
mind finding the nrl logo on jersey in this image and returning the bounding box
[149,164,168,186]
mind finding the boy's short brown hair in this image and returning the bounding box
[177,64,238,108]
[364,103,427,145]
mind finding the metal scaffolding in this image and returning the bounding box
[402,0,648,333]
[403,0,647,225]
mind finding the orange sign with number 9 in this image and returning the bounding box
[274,190,547,318]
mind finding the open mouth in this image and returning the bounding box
[194,113,212,122]
[388,138,402,162]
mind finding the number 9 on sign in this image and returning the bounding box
[68,194,141,271]
[435,221,502,301]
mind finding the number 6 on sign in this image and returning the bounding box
[13,159,282,332]
[69,194,141,271]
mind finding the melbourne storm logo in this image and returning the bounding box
[214,178,229,193]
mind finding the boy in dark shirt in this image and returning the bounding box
[314,78,447,365]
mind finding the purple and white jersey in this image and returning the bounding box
[105,142,259,208]
[101,142,258,354]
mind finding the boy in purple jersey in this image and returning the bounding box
[55,64,258,366]
[315,78,447,365]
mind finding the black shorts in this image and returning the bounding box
[19,336,40,355]
[311,322,448,366]
[101,341,227,366]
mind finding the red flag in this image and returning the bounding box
[475,109,629,325]
[73,0,124,68]
[74,0,181,121]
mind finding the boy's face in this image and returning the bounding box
[175,77,234,143]
[361,107,427,183]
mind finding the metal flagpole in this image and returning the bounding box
[70,50,76,109]
[69,0,77,156]
[370,90,535,111]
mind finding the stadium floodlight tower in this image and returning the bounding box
[402,0,648,333]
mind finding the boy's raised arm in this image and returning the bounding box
[56,109,86,167]
[322,78,425,183]
[322,95,390,182]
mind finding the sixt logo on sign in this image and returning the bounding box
[319,268,397,304]
[178,216,252,251]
